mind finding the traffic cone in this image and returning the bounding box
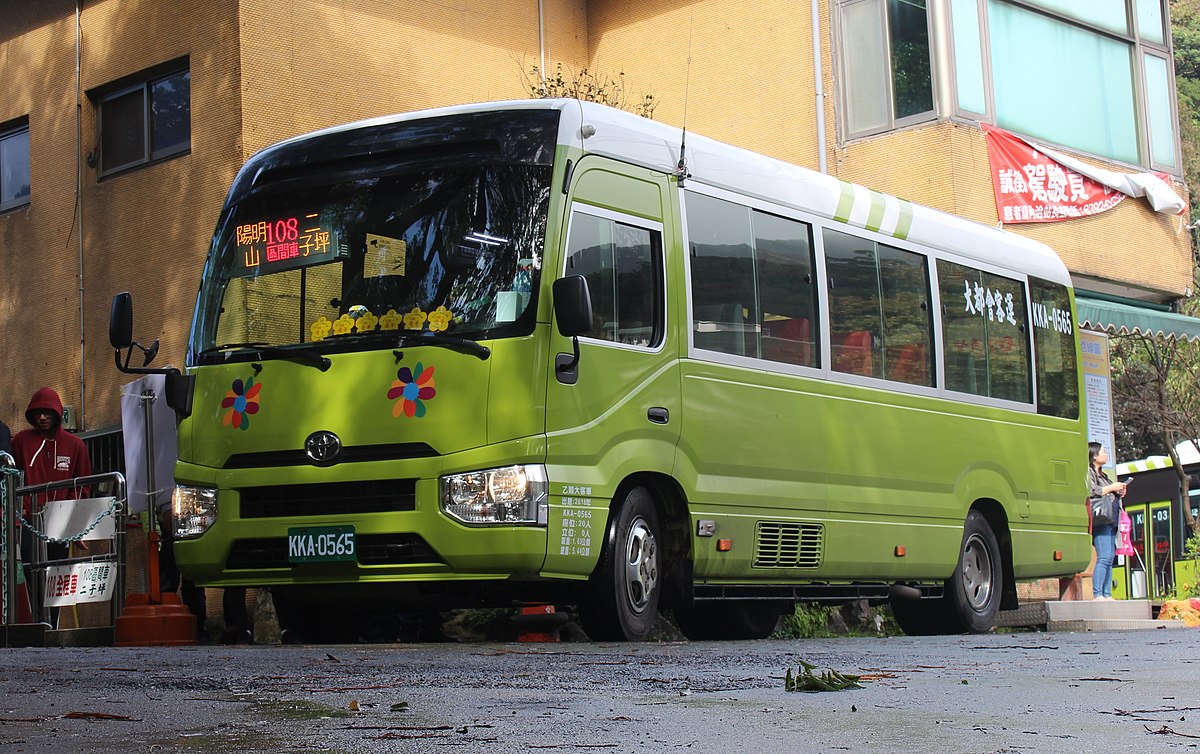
[511,603,568,642]
[114,530,198,646]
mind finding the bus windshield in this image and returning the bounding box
[190,157,551,366]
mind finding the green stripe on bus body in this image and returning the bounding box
[865,191,886,232]
[893,200,914,240]
[834,181,855,223]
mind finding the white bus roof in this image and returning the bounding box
[258,99,1073,288]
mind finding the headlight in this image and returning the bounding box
[173,485,217,538]
[440,464,548,525]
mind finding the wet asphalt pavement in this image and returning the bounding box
[0,629,1197,754]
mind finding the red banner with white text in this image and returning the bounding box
[982,124,1125,223]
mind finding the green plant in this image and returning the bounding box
[772,602,899,639]
[1178,535,1200,598]
[784,659,864,692]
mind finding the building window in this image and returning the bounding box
[96,65,190,176]
[837,0,936,138]
[950,0,1177,171]
[1,120,31,211]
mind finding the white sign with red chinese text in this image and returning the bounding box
[43,561,117,606]
[983,124,1125,223]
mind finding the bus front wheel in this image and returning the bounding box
[944,510,1002,634]
[580,487,661,641]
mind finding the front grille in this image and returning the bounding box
[239,479,417,518]
[224,442,437,469]
[225,533,441,569]
[754,521,823,569]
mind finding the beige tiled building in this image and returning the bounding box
[1,0,1191,441]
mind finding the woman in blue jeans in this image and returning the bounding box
[1088,442,1126,600]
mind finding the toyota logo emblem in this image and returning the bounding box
[305,431,342,465]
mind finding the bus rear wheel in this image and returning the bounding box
[944,510,1002,633]
[580,487,661,641]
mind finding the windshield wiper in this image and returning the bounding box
[396,332,491,361]
[199,342,332,371]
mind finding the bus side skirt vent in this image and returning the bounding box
[754,522,823,569]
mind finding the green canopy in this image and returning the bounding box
[1075,294,1200,342]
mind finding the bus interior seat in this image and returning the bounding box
[888,342,928,385]
[833,330,874,376]
[763,317,812,365]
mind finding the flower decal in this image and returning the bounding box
[387,362,436,418]
[332,314,354,335]
[221,376,262,430]
[310,316,333,342]
[427,306,454,332]
[403,307,428,330]
[379,309,402,331]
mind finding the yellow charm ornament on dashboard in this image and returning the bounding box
[379,309,402,331]
[428,306,454,332]
[403,307,427,330]
[309,316,333,342]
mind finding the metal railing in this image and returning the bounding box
[1,452,18,625]
[2,467,127,629]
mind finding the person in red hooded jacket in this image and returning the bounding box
[11,387,92,513]
[11,388,91,626]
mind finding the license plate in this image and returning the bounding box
[287,526,356,563]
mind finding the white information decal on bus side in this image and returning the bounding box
[560,485,594,558]
[963,279,1018,325]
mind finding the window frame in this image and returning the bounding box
[95,63,191,178]
[947,0,1180,173]
[0,119,31,212]
[835,0,940,140]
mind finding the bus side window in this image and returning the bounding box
[754,209,818,368]
[824,229,882,379]
[938,260,1032,401]
[565,208,664,348]
[686,192,757,358]
[1030,277,1078,418]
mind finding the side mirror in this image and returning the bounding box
[552,276,593,383]
[109,292,133,349]
[552,275,593,337]
[109,293,190,417]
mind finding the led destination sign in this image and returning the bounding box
[234,212,340,277]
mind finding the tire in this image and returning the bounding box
[944,510,1002,633]
[677,603,784,640]
[580,487,662,641]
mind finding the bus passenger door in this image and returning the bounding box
[542,159,682,578]
[1150,501,1173,598]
